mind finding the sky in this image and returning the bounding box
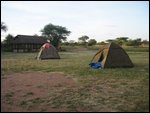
[1,1,149,42]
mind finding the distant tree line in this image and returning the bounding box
[1,22,149,52]
[62,35,97,47]
[62,37,149,47]
[105,37,149,47]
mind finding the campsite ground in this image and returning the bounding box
[1,46,149,112]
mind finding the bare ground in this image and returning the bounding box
[1,71,148,112]
[1,71,77,112]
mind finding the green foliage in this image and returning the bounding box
[142,40,149,45]
[2,34,14,52]
[105,37,148,47]
[41,23,71,48]
[125,38,142,46]
[1,22,8,32]
[61,37,148,48]
[88,39,97,46]
[51,37,59,48]
[3,34,14,44]
[78,35,89,42]
[97,41,106,45]
[5,91,14,98]
[115,37,128,45]
[78,35,89,46]
[106,39,115,43]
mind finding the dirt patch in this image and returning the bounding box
[1,71,77,112]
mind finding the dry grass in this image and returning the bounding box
[1,48,149,112]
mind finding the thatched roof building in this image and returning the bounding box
[10,35,47,52]
[11,35,47,44]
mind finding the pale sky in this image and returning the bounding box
[1,1,149,42]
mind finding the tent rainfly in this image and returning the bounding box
[37,44,60,60]
[91,42,134,68]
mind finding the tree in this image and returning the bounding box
[135,38,142,46]
[98,41,106,45]
[68,40,76,46]
[125,38,142,46]
[125,39,134,46]
[78,35,89,42]
[88,39,97,46]
[1,22,8,32]
[41,23,71,49]
[2,34,14,51]
[78,35,89,45]
[106,39,115,43]
[116,37,128,41]
[116,37,129,45]
[3,34,14,44]
[142,40,149,45]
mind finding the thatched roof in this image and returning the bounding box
[11,35,47,44]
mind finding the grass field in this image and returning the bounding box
[1,47,149,112]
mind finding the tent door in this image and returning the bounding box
[98,52,104,62]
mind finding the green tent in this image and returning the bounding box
[91,42,134,68]
[37,44,60,60]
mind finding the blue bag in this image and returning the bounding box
[89,62,102,69]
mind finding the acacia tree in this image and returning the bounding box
[116,37,129,45]
[78,35,89,46]
[1,22,8,32]
[41,23,71,49]
[106,39,115,43]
